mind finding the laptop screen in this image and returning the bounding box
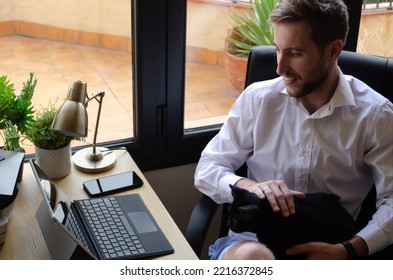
[30,159,96,259]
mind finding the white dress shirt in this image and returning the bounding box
[194,69,393,255]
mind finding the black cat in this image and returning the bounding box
[228,185,357,259]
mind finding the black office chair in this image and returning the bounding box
[186,45,393,259]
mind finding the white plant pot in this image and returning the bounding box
[35,143,71,179]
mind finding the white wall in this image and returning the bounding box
[186,1,232,51]
[0,0,15,21]
[1,0,131,36]
[1,0,232,50]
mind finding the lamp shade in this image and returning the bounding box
[52,81,88,137]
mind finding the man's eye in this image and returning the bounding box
[289,50,301,56]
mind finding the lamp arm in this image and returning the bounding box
[85,91,105,156]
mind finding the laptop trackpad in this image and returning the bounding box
[128,211,158,233]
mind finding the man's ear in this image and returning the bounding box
[327,39,343,60]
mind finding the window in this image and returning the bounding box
[357,0,393,57]
[1,0,371,171]
[0,0,133,155]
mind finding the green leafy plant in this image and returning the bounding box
[1,120,22,152]
[0,72,37,152]
[26,103,81,150]
[226,0,278,57]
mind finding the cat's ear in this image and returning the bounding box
[229,184,247,199]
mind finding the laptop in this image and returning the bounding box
[30,159,174,260]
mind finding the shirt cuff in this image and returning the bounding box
[219,173,245,203]
[356,224,390,255]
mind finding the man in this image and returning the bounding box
[194,0,393,260]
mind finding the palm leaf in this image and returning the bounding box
[226,0,278,56]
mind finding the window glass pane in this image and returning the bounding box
[0,0,133,154]
[184,0,241,129]
[357,1,393,57]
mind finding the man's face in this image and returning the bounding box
[274,21,328,98]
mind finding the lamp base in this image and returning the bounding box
[72,147,116,173]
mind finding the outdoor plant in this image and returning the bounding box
[226,0,278,57]
[0,73,37,152]
[26,103,81,150]
[1,120,23,152]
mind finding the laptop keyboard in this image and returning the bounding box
[65,208,91,250]
[78,197,146,259]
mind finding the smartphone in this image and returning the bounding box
[83,171,143,197]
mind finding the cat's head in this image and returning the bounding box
[227,185,264,233]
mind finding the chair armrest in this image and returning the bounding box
[185,194,219,257]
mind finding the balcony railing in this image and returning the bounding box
[363,0,393,10]
[215,0,393,11]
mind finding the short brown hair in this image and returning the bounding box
[269,0,349,52]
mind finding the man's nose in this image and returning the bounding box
[276,53,287,76]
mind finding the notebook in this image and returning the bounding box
[30,159,174,260]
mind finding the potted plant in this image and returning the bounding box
[0,73,37,184]
[225,0,278,92]
[0,73,37,152]
[0,73,36,231]
[26,103,81,179]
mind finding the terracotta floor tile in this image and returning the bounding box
[1,35,236,150]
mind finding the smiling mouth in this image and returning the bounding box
[283,76,296,85]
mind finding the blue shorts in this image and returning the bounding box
[208,232,259,260]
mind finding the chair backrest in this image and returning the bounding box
[245,45,393,102]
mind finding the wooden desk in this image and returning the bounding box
[0,149,198,260]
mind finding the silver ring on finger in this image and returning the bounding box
[262,186,270,192]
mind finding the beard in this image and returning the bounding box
[286,63,328,99]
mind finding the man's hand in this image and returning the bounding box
[286,242,348,260]
[235,178,305,217]
[286,236,368,259]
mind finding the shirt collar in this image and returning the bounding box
[281,68,356,118]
